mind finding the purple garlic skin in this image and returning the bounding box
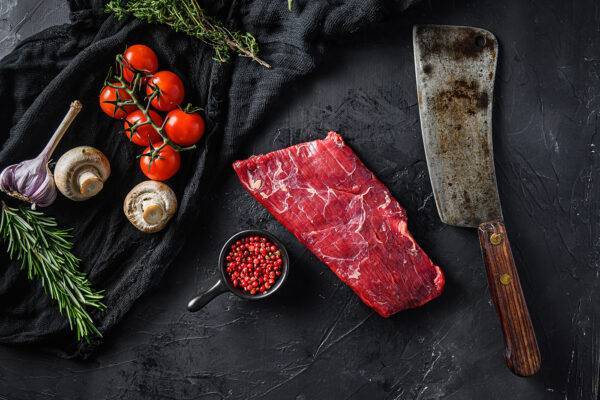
[0,100,81,209]
[0,158,57,208]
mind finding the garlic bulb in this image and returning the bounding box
[0,101,82,208]
[0,158,57,207]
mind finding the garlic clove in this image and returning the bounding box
[54,146,111,201]
[124,181,177,233]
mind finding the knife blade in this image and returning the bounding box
[413,24,541,377]
[413,24,501,228]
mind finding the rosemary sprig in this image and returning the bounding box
[105,0,271,68]
[0,201,105,342]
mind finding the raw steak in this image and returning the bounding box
[233,132,444,317]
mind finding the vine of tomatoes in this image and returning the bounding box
[99,44,206,181]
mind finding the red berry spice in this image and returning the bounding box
[225,235,284,295]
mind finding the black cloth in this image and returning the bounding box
[0,0,418,358]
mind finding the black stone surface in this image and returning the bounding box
[0,0,597,399]
[0,0,69,60]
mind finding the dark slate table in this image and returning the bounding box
[0,0,596,399]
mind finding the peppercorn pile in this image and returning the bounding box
[225,235,283,295]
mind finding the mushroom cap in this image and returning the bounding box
[123,180,177,233]
[54,146,111,201]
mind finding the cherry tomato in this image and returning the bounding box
[139,143,181,181]
[99,85,136,119]
[146,71,185,112]
[122,45,159,83]
[164,109,205,146]
[124,110,164,146]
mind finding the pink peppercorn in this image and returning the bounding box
[225,235,284,295]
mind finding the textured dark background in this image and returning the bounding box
[0,0,597,399]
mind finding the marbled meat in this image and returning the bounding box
[233,132,444,316]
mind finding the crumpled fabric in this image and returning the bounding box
[0,0,419,358]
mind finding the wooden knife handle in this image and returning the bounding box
[478,220,541,377]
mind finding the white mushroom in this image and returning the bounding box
[54,146,111,201]
[123,180,177,233]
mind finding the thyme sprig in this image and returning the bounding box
[105,0,271,68]
[0,201,105,342]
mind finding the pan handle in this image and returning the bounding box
[478,220,541,377]
[187,279,228,312]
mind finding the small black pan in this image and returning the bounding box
[187,230,290,312]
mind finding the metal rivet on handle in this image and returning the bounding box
[500,274,512,285]
[490,233,503,245]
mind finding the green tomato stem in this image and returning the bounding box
[113,71,196,156]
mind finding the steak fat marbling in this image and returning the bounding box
[233,132,444,317]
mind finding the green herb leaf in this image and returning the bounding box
[0,201,104,342]
[105,0,271,68]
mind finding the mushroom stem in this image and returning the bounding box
[142,200,164,225]
[78,169,103,197]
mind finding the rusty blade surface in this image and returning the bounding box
[413,24,502,228]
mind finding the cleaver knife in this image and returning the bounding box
[413,25,541,377]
